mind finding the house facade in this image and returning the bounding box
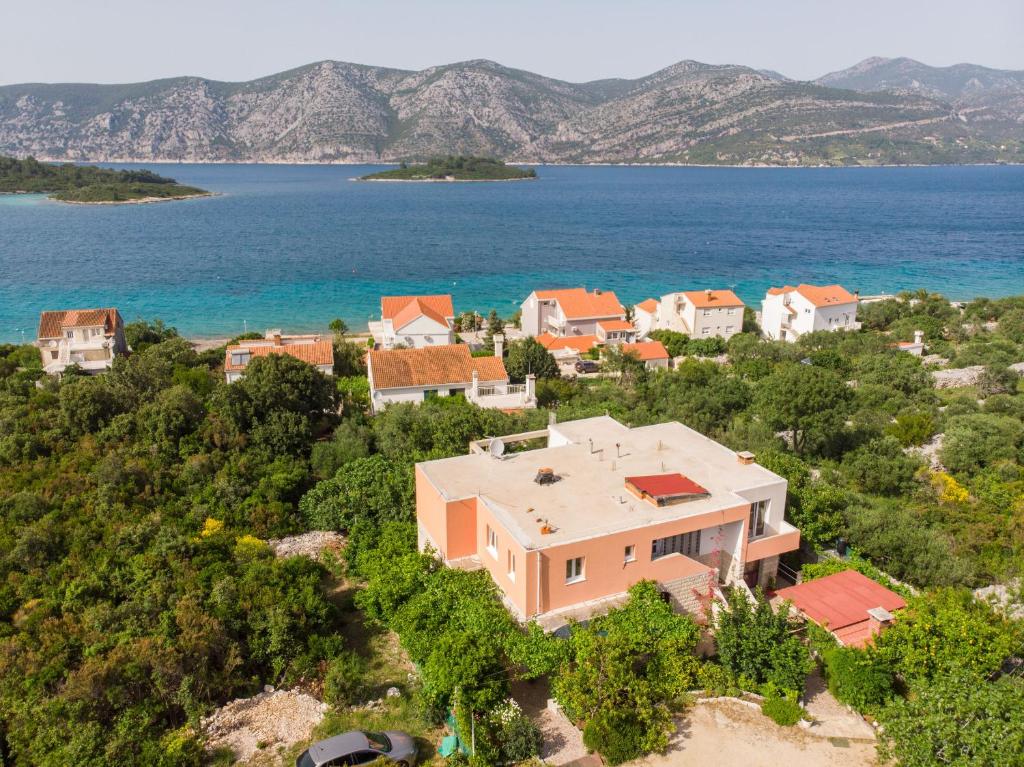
[415,416,800,630]
[36,308,128,375]
[224,330,334,383]
[520,288,626,338]
[761,284,859,342]
[650,290,745,340]
[367,343,536,413]
[375,295,455,349]
[620,340,671,369]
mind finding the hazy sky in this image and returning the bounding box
[2,0,1022,86]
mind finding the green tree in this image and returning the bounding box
[504,338,559,381]
[328,318,349,339]
[755,364,854,455]
[841,436,923,495]
[878,673,1024,767]
[940,412,1024,476]
[300,454,413,531]
[713,588,811,693]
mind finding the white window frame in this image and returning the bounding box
[749,499,769,539]
[486,525,498,558]
[651,530,701,560]
[565,556,585,584]
[507,550,516,581]
[624,544,636,563]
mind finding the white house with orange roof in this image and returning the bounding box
[366,343,536,413]
[520,288,626,338]
[620,340,671,370]
[632,298,660,338]
[374,295,455,349]
[35,307,128,375]
[646,289,745,340]
[761,284,860,342]
[595,318,637,345]
[415,416,800,630]
[224,330,334,383]
[535,333,599,361]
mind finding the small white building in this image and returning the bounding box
[224,330,334,383]
[374,295,455,349]
[896,330,925,356]
[36,307,128,375]
[367,340,536,413]
[595,319,637,345]
[632,299,660,339]
[642,290,745,340]
[620,340,671,370]
[520,288,626,338]
[761,284,860,342]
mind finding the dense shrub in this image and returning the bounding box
[760,687,804,726]
[582,710,651,766]
[322,650,368,706]
[822,647,895,712]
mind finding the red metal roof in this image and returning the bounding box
[625,473,709,499]
[774,570,906,646]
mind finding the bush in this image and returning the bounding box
[322,650,367,706]
[480,699,542,763]
[822,647,895,712]
[760,687,804,726]
[582,709,650,766]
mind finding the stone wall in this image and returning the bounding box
[660,569,715,619]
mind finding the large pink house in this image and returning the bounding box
[415,416,801,630]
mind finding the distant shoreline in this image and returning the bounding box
[21,158,1024,170]
[354,176,538,183]
[59,191,217,205]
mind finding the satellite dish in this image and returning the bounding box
[490,438,506,458]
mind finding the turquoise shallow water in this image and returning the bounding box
[1,164,1023,342]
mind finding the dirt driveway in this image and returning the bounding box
[634,698,877,767]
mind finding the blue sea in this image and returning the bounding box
[1,164,1023,342]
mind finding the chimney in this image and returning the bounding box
[471,369,480,398]
[526,373,537,404]
[867,606,894,638]
[914,329,924,345]
[705,288,713,300]
[854,290,860,302]
[493,333,504,358]
[737,450,756,465]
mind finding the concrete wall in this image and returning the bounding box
[685,298,743,340]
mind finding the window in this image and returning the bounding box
[450,388,466,397]
[66,330,74,339]
[507,550,516,580]
[50,350,58,360]
[624,544,636,563]
[423,389,439,400]
[651,530,701,560]
[728,307,737,315]
[725,326,734,334]
[703,309,711,316]
[230,352,251,367]
[486,526,498,557]
[565,556,585,583]
[701,327,711,336]
[749,499,768,539]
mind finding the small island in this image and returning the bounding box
[0,155,210,203]
[359,155,537,182]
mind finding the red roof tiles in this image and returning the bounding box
[224,339,334,372]
[626,473,710,499]
[535,288,625,320]
[683,289,745,309]
[38,308,121,339]
[381,295,454,324]
[621,340,670,361]
[774,569,906,648]
[368,344,508,390]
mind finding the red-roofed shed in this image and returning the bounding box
[774,569,906,648]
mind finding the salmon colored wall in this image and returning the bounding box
[474,499,531,617]
[744,526,801,563]
[445,498,478,560]
[415,466,450,556]
[537,505,747,614]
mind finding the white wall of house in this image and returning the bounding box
[655,294,742,339]
[382,315,454,349]
[370,378,516,414]
[633,307,656,339]
[761,291,858,342]
[643,357,670,370]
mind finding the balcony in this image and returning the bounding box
[746,520,801,562]
[469,383,535,410]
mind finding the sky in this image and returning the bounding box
[2,0,1022,86]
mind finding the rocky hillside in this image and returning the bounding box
[2,58,1022,166]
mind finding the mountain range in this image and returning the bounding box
[1,56,1021,166]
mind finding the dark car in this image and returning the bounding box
[575,359,600,373]
[296,730,417,767]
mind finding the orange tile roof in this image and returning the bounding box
[381,295,454,322]
[683,289,744,309]
[536,333,599,354]
[635,298,659,314]
[534,288,625,320]
[368,344,508,390]
[224,339,334,372]
[598,319,634,332]
[38,308,121,339]
[621,340,670,361]
[767,284,857,307]
[390,297,452,331]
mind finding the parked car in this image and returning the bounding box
[575,359,600,373]
[296,730,417,767]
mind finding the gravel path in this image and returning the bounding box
[267,531,345,560]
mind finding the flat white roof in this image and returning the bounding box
[418,416,784,549]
